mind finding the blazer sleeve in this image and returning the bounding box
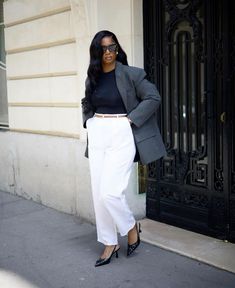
[81,77,94,129]
[127,69,161,128]
[82,108,93,129]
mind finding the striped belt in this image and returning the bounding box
[94,113,127,118]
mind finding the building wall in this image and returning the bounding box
[0,0,145,222]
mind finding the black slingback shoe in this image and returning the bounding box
[95,245,120,267]
[127,222,142,256]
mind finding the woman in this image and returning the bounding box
[82,30,166,267]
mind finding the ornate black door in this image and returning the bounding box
[143,0,235,242]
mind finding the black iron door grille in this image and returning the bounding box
[143,0,235,242]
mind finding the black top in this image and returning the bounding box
[91,69,126,114]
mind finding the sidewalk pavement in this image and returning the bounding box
[140,219,235,274]
[0,190,235,288]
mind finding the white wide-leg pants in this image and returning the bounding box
[86,115,136,245]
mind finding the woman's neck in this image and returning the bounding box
[102,62,116,73]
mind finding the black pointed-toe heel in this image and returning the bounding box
[95,245,120,267]
[127,222,142,256]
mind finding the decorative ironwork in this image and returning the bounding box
[146,180,158,199]
[173,0,190,5]
[214,169,224,192]
[161,0,207,187]
[162,0,204,64]
[188,160,208,187]
[213,38,223,76]
[143,0,235,242]
[160,186,181,203]
[159,186,209,209]
[148,161,158,179]
[212,197,226,226]
[145,46,156,82]
[175,152,190,184]
[182,191,209,208]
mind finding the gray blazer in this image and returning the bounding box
[82,61,166,165]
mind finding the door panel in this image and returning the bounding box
[143,0,235,242]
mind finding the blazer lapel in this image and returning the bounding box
[115,61,128,111]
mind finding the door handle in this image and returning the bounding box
[220,112,226,123]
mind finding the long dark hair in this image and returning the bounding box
[82,30,128,113]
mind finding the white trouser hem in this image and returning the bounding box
[97,238,119,246]
[119,220,136,237]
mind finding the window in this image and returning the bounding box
[0,0,8,127]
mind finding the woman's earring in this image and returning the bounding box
[116,51,118,55]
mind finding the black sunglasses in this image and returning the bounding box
[101,44,118,53]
